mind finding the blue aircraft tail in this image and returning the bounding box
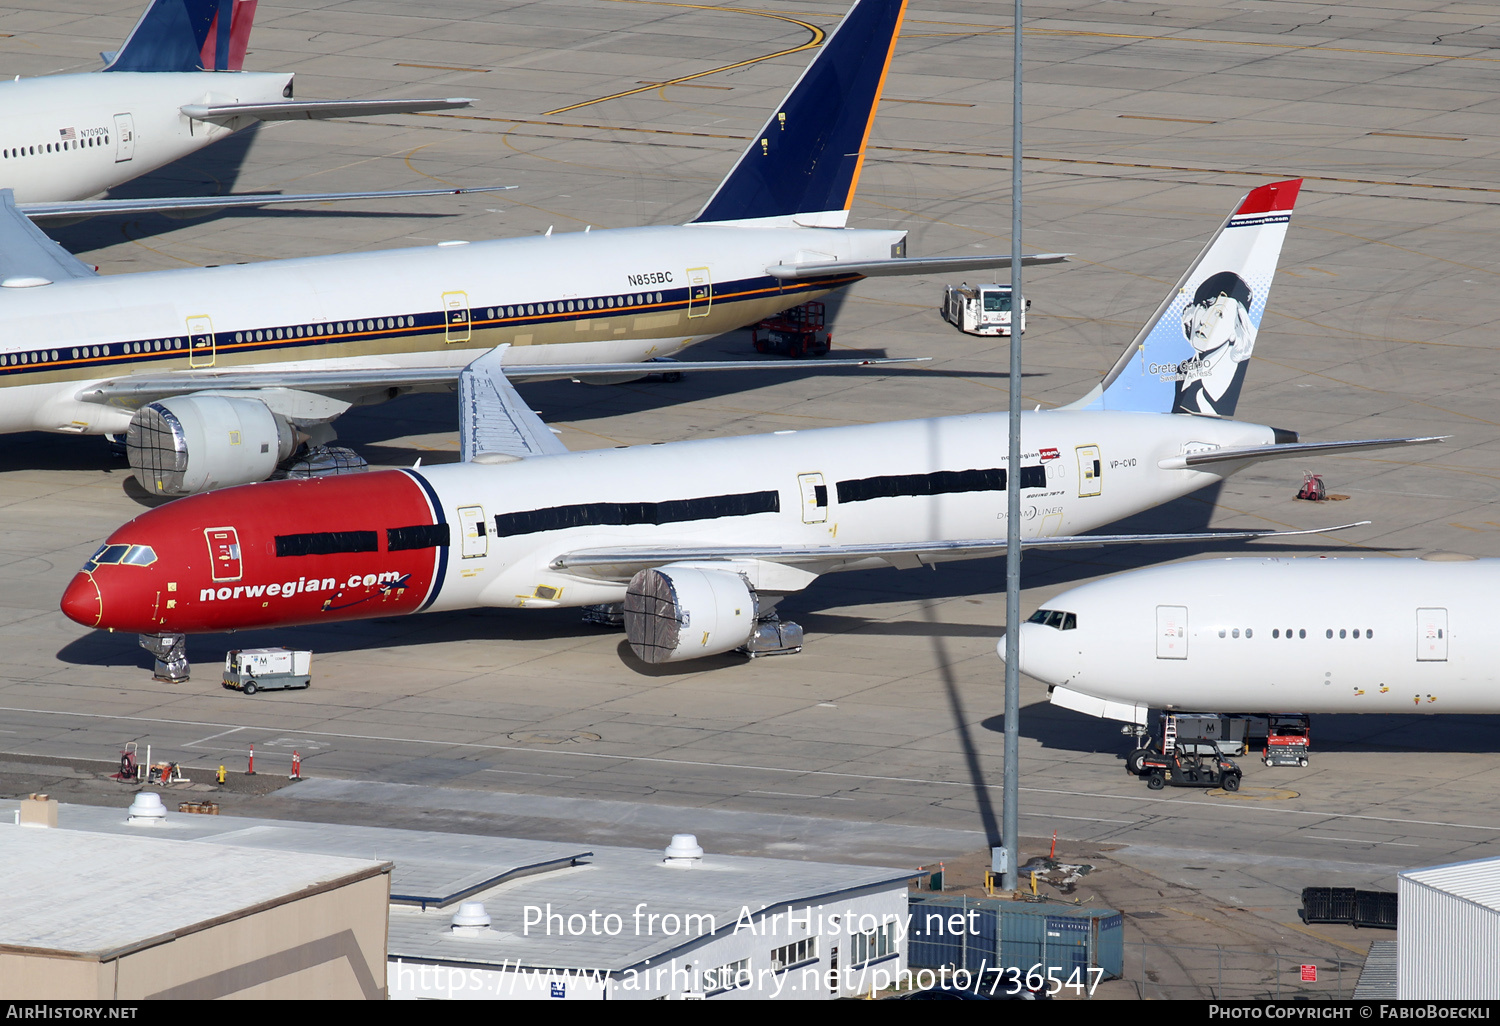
[691,0,906,227]
[104,0,256,73]
[1063,179,1303,419]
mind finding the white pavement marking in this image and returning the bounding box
[1306,835,1421,847]
[181,725,245,749]
[747,790,856,801]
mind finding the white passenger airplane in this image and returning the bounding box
[2,0,1052,495]
[1008,555,1491,728]
[5,0,484,221]
[63,177,1440,677]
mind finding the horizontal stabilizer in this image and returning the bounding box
[77,356,927,407]
[20,185,513,223]
[1158,435,1446,470]
[550,523,1367,582]
[767,252,1070,280]
[459,345,568,462]
[181,97,474,121]
[0,190,99,282]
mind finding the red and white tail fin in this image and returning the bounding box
[1066,179,1303,417]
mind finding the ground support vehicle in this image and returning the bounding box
[223,648,311,695]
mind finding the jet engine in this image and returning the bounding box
[624,565,757,663]
[127,394,296,496]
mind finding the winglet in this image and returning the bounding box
[691,0,907,227]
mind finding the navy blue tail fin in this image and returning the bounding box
[691,0,906,227]
[103,0,225,73]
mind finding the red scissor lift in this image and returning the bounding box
[751,301,831,358]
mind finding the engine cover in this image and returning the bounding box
[624,565,756,663]
[127,394,295,496]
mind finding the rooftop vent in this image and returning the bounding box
[451,901,492,936]
[127,792,167,824]
[664,833,704,865]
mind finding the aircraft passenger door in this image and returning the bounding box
[458,506,488,558]
[443,291,472,343]
[186,315,215,368]
[112,113,135,163]
[1417,607,1448,661]
[1076,445,1101,497]
[686,267,712,318]
[1156,605,1187,659]
[204,526,242,582]
[797,473,828,524]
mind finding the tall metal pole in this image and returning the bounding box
[1000,0,1024,892]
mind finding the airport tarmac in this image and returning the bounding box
[5,0,1500,995]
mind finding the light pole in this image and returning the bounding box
[1001,0,1024,893]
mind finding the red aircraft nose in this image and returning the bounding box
[63,469,443,636]
[61,573,102,628]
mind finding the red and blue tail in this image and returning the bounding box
[104,0,257,73]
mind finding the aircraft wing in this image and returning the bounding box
[76,355,926,408]
[0,190,99,282]
[459,345,569,461]
[766,253,1070,280]
[19,186,514,223]
[1159,436,1447,470]
[549,523,1368,583]
[180,98,475,121]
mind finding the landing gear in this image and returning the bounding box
[139,633,189,682]
[581,603,625,628]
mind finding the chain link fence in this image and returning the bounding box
[1122,940,1365,1000]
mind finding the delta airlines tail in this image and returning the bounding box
[103,0,257,73]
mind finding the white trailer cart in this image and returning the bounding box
[941,283,1027,336]
[222,648,311,695]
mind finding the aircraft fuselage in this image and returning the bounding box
[63,410,1274,633]
[1015,557,1499,718]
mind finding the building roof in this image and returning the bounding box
[0,822,386,958]
[19,800,591,907]
[1402,856,1500,914]
[9,799,914,972]
[388,842,915,971]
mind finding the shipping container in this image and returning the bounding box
[908,895,1123,985]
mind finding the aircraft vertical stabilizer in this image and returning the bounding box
[1065,179,1303,418]
[691,0,907,228]
[200,0,258,72]
[104,0,227,73]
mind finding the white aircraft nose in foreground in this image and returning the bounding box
[66,176,1441,679]
[1010,555,1492,726]
[4,0,484,221]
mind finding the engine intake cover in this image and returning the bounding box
[624,565,756,663]
[127,394,295,496]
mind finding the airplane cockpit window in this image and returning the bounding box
[84,543,156,572]
[1027,609,1077,630]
